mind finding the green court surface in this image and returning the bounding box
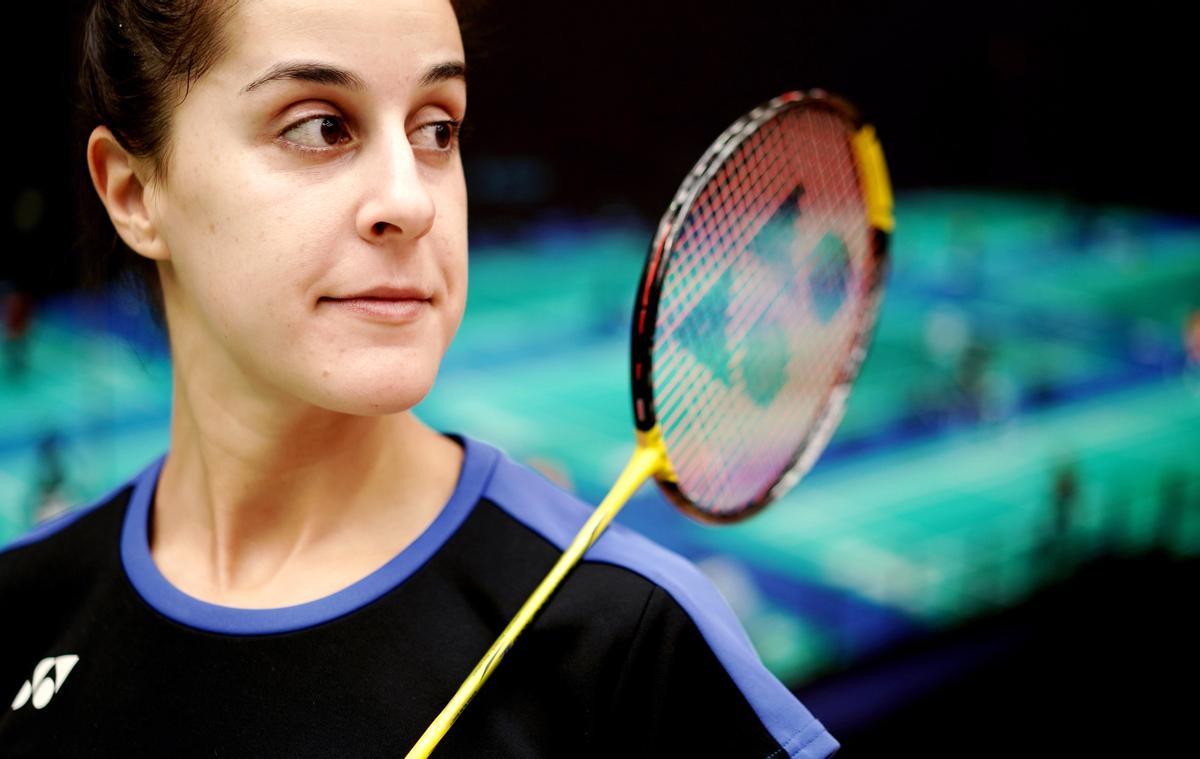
[3,191,1198,684]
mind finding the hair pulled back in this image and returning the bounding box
[75,0,238,317]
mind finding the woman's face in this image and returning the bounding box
[146,0,467,416]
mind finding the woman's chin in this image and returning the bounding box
[302,371,439,418]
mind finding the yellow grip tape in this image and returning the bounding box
[851,125,895,234]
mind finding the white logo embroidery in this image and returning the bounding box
[11,655,78,710]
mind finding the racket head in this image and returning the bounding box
[630,90,893,523]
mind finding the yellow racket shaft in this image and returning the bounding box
[404,432,671,758]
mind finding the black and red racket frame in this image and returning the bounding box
[628,90,892,523]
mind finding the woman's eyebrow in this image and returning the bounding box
[241,60,466,95]
[419,61,467,87]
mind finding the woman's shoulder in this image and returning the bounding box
[0,476,132,592]
[469,437,710,599]
[465,438,839,758]
[474,437,740,618]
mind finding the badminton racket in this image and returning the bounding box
[406,88,894,757]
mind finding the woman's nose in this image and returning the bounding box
[355,133,437,244]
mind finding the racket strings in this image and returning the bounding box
[652,107,877,516]
[658,138,799,343]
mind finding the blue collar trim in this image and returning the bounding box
[120,435,498,636]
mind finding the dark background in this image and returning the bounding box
[3,1,1195,295]
[457,0,1195,216]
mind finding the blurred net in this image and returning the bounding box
[652,105,878,517]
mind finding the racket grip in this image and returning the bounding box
[404,441,665,758]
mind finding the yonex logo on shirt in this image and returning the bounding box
[10,655,78,711]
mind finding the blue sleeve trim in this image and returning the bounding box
[119,435,500,635]
[481,445,839,757]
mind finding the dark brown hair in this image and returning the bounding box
[75,0,239,319]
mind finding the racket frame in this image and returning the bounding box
[629,90,894,523]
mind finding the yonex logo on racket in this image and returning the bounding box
[633,90,891,519]
[10,654,79,711]
[675,200,853,410]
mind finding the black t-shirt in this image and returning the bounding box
[0,436,838,757]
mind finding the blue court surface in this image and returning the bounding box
[2,191,1198,686]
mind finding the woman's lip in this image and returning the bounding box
[336,285,431,300]
[320,296,430,322]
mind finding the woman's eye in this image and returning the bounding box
[413,120,462,152]
[280,115,352,150]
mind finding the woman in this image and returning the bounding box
[0,1,838,756]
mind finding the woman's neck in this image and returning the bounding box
[149,370,462,608]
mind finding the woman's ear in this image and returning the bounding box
[86,125,170,261]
